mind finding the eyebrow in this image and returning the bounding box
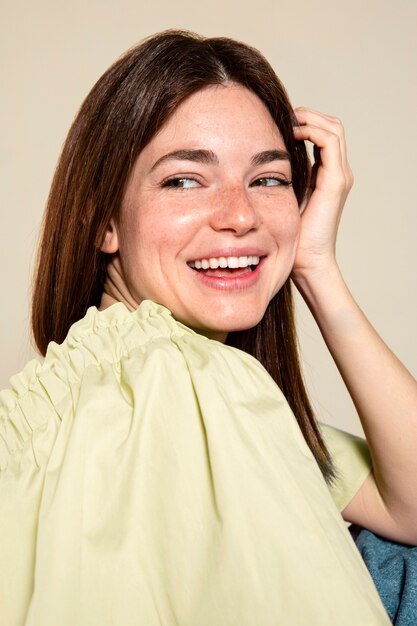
[149,147,290,172]
[150,149,219,172]
[251,149,290,165]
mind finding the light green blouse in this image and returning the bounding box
[0,301,389,625]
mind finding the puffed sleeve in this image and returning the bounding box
[0,303,388,626]
[0,357,71,626]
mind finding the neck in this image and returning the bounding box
[99,255,140,311]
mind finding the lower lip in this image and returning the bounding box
[189,259,265,292]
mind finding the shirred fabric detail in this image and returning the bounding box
[0,301,389,625]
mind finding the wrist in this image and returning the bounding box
[291,260,357,325]
[292,256,341,293]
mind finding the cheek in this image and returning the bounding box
[269,202,301,246]
[268,204,301,298]
[119,200,200,265]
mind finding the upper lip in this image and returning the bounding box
[187,247,267,262]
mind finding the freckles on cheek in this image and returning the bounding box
[173,209,200,226]
[288,211,301,237]
[154,208,203,251]
[271,203,301,241]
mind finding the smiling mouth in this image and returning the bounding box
[188,255,262,276]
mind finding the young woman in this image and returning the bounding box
[1,30,416,625]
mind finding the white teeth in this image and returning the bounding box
[189,255,261,269]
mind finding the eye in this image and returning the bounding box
[161,177,200,189]
[251,176,292,187]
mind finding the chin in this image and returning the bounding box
[187,307,267,342]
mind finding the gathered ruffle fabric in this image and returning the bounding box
[0,301,389,625]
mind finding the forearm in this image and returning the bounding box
[294,263,417,530]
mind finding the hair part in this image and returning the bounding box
[32,29,334,481]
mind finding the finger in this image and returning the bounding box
[294,108,350,176]
[294,122,353,190]
[293,124,344,182]
[294,110,351,184]
[294,109,347,160]
[294,106,341,127]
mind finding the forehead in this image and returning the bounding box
[142,83,286,161]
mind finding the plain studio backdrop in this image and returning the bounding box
[1,0,416,436]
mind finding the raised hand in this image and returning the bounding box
[291,110,417,546]
[292,108,353,281]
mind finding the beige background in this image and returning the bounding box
[1,0,416,435]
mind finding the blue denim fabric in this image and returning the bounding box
[351,526,417,625]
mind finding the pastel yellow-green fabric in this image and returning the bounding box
[0,301,389,625]
[321,423,372,512]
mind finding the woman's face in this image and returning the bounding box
[104,84,300,340]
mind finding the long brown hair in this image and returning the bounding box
[32,30,334,481]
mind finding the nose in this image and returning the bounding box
[209,186,261,235]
